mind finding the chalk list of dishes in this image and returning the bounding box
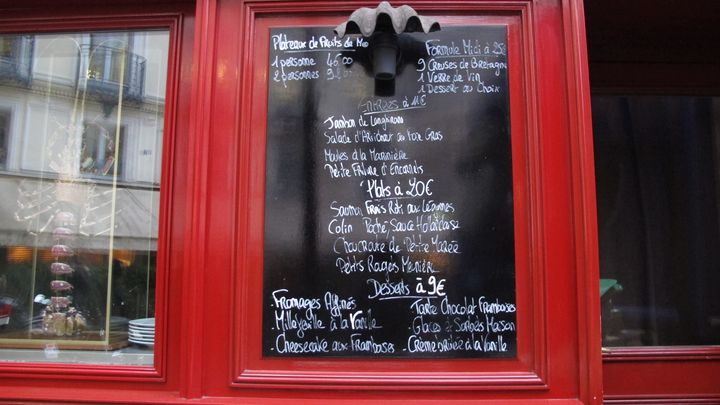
[263,26,516,358]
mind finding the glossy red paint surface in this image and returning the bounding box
[236,10,541,391]
[585,0,720,401]
[0,0,603,403]
[0,0,195,402]
[213,0,600,402]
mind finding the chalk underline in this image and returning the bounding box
[377,295,440,301]
[367,195,416,202]
[429,54,505,59]
[282,49,356,53]
[362,106,426,116]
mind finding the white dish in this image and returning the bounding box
[129,328,154,333]
[128,336,155,340]
[129,318,155,327]
[129,332,155,339]
[129,322,155,327]
[129,323,155,328]
[128,336,155,343]
[128,329,155,336]
[129,327,154,332]
[129,326,156,333]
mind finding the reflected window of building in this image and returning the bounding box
[85,33,144,104]
[0,35,33,86]
[87,33,130,85]
[0,110,8,169]
[0,29,169,366]
[0,38,12,59]
[80,122,125,178]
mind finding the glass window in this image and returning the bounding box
[0,29,169,365]
[0,37,13,58]
[80,122,125,178]
[87,33,131,85]
[0,35,33,85]
[0,110,8,169]
[594,95,720,347]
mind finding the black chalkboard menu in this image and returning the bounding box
[263,26,516,358]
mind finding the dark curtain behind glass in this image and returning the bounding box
[594,95,720,346]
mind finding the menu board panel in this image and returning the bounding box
[263,26,516,358]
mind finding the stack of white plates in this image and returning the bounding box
[128,318,155,346]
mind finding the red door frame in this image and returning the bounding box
[189,0,603,402]
[584,1,720,402]
[236,10,542,391]
[0,0,196,402]
[0,0,604,403]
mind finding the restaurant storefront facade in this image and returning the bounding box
[0,0,717,403]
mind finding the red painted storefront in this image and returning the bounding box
[0,1,717,404]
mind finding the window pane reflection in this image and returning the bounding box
[0,29,168,365]
[594,95,720,347]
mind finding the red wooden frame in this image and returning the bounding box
[0,14,178,380]
[592,94,720,403]
[0,0,195,402]
[233,5,543,391]
[0,0,604,403]
[210,0,601,402]
[586,1,720,400]
[604,353,720,403]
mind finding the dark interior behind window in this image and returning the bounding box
[594,95,720,346]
